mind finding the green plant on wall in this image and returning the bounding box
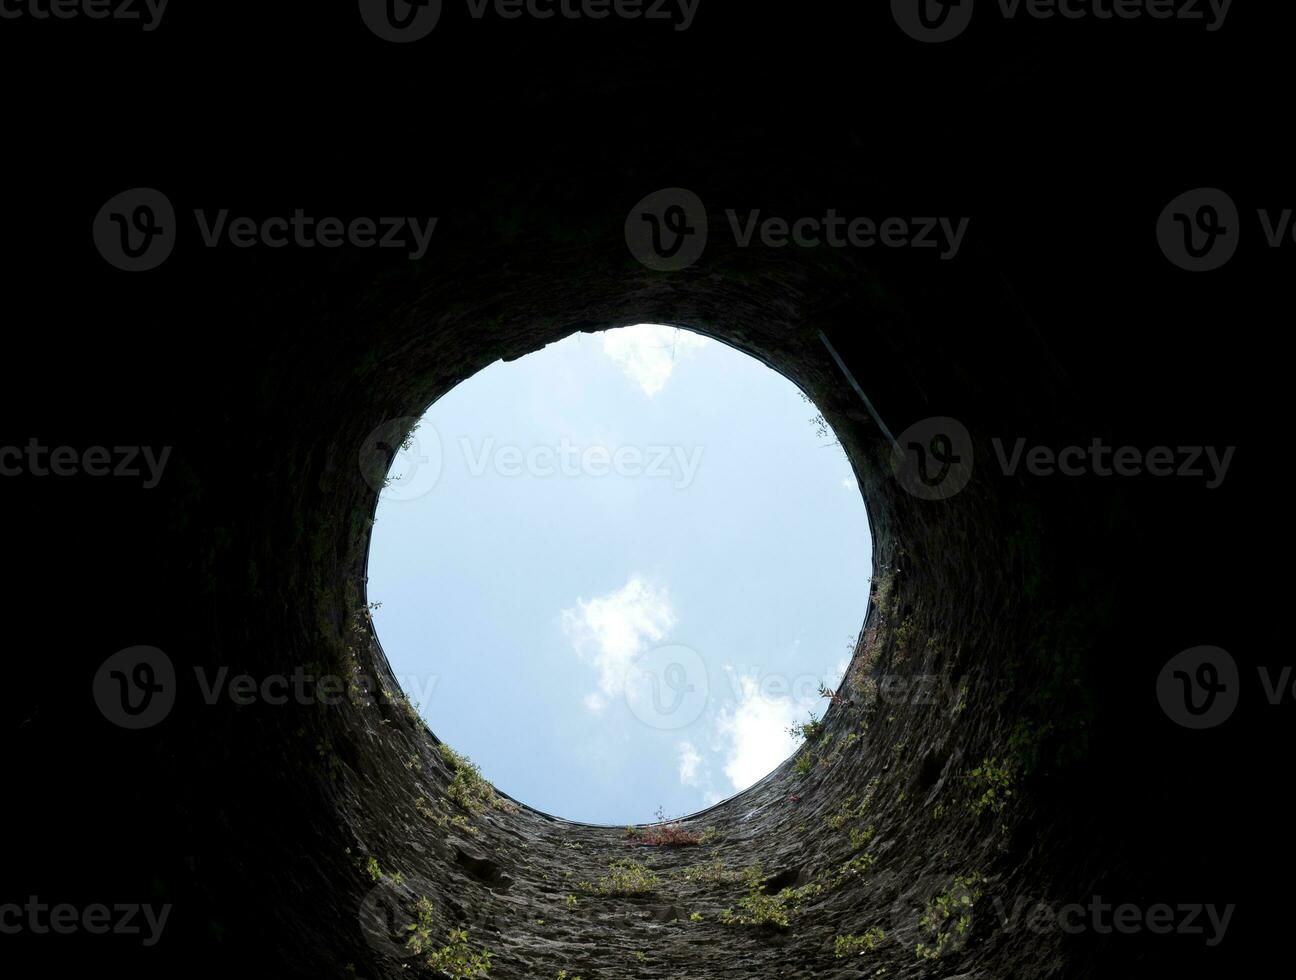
[718,864,823,929]
[439,743,516,816]
[678,858,745,886]
[966,757,1016,817]
[893,616,917,662]
[915,873,985,961]
[785,712,824,742]
[405,898,492,979]
[415,793,480,837]
[576,859,659,897]
[834,927,885,957]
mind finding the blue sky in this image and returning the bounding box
[367,325,872,825]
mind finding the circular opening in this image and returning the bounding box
[366,324,873,823]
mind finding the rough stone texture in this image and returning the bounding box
[149,238,1141,979]
[5,11,1273,979]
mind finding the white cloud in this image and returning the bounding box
[677,741,705,787]
[561,576,676,708]
[714,668,816,792]
[599,324,709,396]
[677,740,725,807]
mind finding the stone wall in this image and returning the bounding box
[153,238,1141,978]
[5,10,1270,978]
